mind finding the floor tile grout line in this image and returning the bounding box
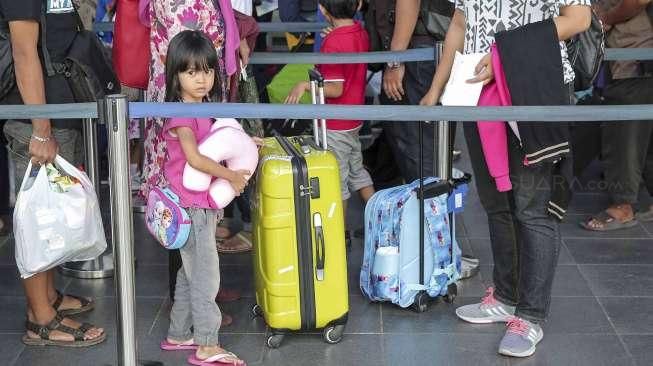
[561,236,652,240]
[9,343,25,366]
[561,238,579,268]
[594,290,634,361]
[368,331,636,335]
[576,264,653,267]
[640,221,653,238]
[148,297,168,336]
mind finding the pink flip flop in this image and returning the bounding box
[187,352,246,366]
[160,339,199,351]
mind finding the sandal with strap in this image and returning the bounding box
[188,351,246,366]
[22,313,106,347]
[580,210,638,232]
[53,290,95,316]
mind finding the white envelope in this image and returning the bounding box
[441,52,486,106]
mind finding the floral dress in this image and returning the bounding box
[141,0,227,196]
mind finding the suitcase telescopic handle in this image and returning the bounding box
[308,69,328,150]
[308,69,325,85]
[313,213,326,281]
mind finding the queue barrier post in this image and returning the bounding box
[105,95,138,366]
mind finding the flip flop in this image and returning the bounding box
[579,211,639,232]
[187,352,246,366]
[53,290,95,316]
[160,338,199,351]
[217,232,252,254]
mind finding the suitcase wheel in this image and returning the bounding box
[412,292,429,313]
[444,283,458,304]
[266,333,284,349]
[322,325,345,344]
[251,304,263,318]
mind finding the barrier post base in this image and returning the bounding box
[59,251,114,279]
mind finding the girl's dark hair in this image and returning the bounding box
[318,0,358,19]
[164,30,221,102]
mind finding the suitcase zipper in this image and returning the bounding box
[275,135,316,331]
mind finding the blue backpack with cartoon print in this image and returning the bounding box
[360,177,468,308]
[145,187,191,250]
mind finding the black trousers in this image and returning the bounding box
[601,77,653,204]
[381,41,456,182]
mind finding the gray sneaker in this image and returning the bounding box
[456,287,515,324]
[498,317,543,358]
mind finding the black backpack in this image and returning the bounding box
[566,10,605,91]
[0,8,118,104]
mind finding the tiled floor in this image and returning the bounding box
[1,135,652,366]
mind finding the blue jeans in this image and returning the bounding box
[464,126,561,323]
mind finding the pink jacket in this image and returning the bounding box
[477,43,513,192]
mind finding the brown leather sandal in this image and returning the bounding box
[22,313,106,347]
[53,290,95,316]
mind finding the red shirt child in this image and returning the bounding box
[316,21,369,131]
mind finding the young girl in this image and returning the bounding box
[160,30,247,366]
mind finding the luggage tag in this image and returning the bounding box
[447,182,469,214]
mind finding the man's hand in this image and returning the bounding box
[383,65,406,102]
[467,53,493,85]
[29,121,58,165]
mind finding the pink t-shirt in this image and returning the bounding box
[163,117,218,209]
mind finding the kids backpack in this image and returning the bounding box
[145,187,191,249]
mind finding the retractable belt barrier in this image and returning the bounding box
[93,21,653,63]
[94,21,330,33]
[2,28,653,364]
[1,102,652,123]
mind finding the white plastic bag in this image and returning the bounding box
[13,156,107,278]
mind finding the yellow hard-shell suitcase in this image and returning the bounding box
[252,71,349,348]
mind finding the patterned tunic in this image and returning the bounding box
[141,0,227,196]
[453,0,591,84]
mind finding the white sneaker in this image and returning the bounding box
[456,287,515,324]
[498,316,543,358]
